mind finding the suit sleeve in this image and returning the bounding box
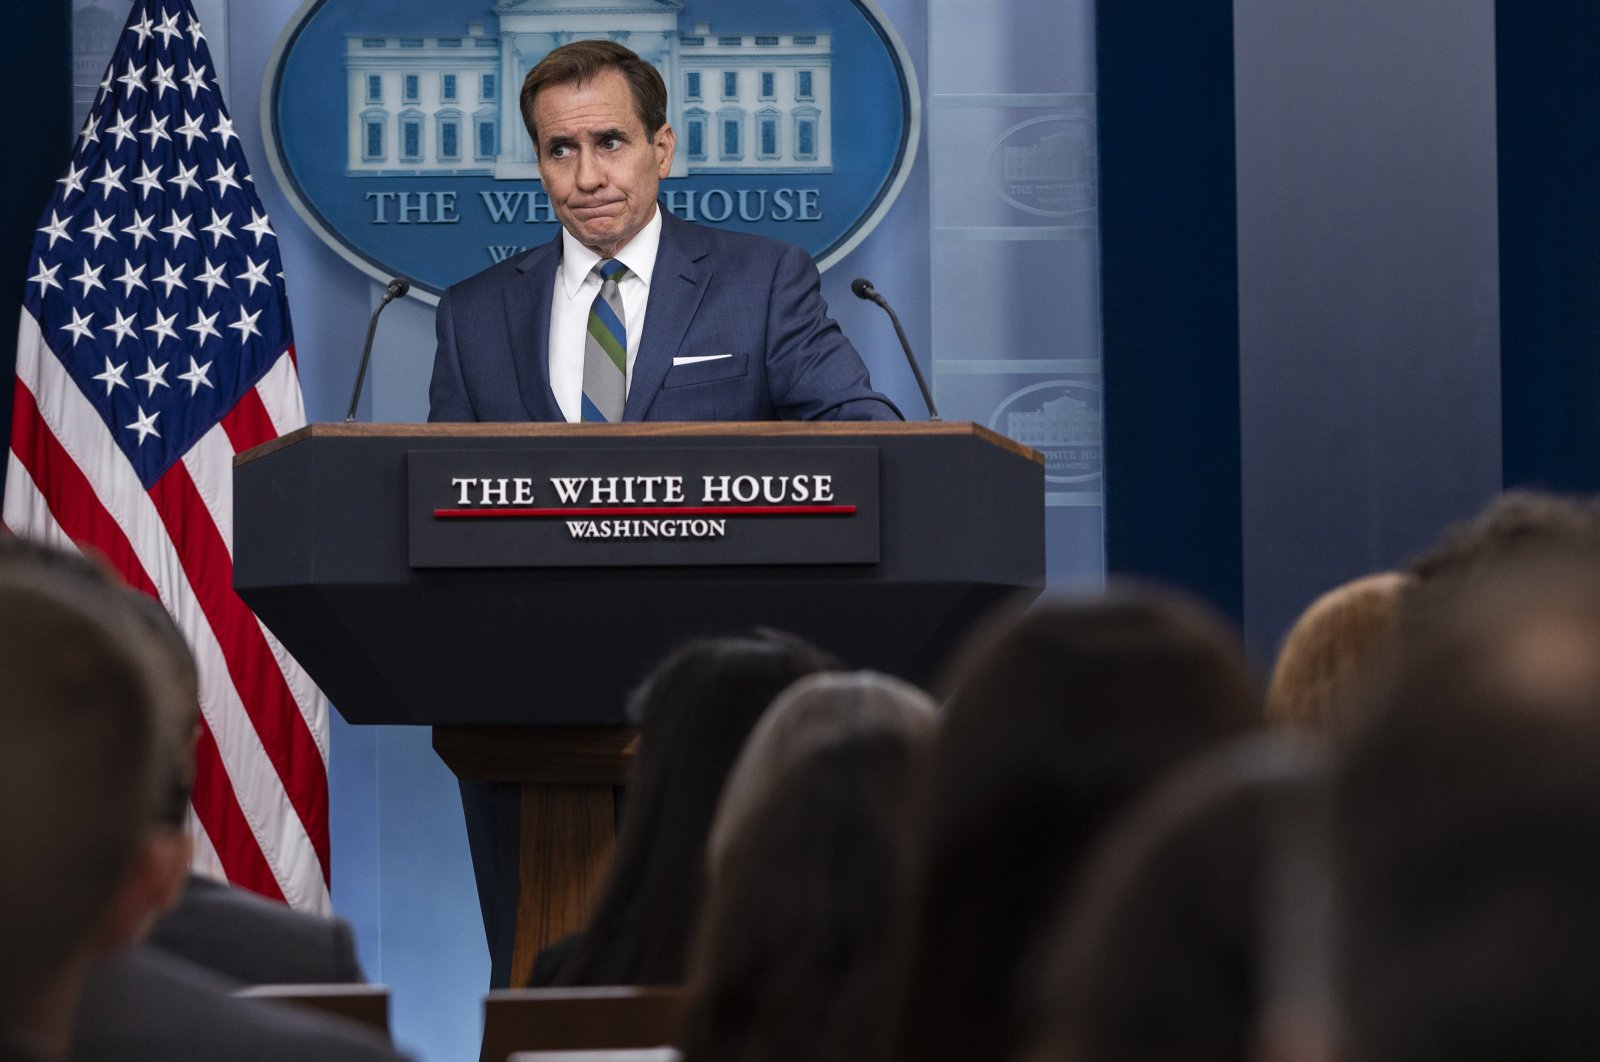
[428,287,475,422]
[764,243,904,422]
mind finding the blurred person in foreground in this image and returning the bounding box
[682,672,938,1062]
[538,629,834,986]
[1025,734,1333,1062]
[0,543,168,1062]
[888,587,1261,1062]
[113,591,366,986]
[1334,555,1600,1062]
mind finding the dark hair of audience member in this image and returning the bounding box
[889,588,1261,1062]
[1401,489,1600,640]
[0,542,162,1040]
[1335,561,1600,1062]
[1026,734,1331,1062]
[682,672,937,1062]
[1266,571,1412,734]
[550,629,835,986]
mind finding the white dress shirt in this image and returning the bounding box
[547,208,662,422]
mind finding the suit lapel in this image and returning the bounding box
[624,211,710,420]
[505,236,564,422]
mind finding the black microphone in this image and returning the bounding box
[851,277,938,420]
[345,277,411,422]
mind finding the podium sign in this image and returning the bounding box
[407,446,881,568]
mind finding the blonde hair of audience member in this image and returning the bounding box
[705,670,938,876]
[0,543,174,1054]
[683,672,938,1062]
[1266,572,1413,733]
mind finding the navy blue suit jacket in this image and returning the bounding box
[428,210,902,422]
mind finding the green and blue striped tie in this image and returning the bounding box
[581,259,629,422]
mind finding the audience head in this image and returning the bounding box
[706,670,937,874]
[553,628,835,986]
[1334,611,1600,1062]
[892,586,1260,1062]
[1028,734,1332,1062]
[1402,489,1600,642]
[1266,571,1412,733]
[0,540,167,1044]
[684,671,938,1062]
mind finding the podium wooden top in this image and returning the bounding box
[236,420,1041,468]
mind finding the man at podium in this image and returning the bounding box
[428,39,901,425]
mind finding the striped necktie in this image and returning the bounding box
[581,258,629,422]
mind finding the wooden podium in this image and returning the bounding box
[234,422,1044,983]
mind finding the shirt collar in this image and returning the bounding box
[557,206,662,299]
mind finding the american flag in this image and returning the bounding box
[4,0,329,911]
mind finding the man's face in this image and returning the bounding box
[533,68,676,258]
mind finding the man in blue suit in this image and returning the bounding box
[429,39,900,425]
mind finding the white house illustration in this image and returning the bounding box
[1009,393,1102,450]
[344,0,833,178]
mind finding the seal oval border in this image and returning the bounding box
[260,0,922,306]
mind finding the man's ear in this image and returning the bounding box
[88,827,192,955]
[654,122,676,178]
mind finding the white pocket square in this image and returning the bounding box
[672,354,734,366]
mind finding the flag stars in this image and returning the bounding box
[36,211,72,249]
[144,313,180,351]
[57,161,88,198]
[170,161,202,197]
[202,210,234,246]
[123,210,156,249]
[179,356,216,394]
[153,259,187,296]
[161,210,196,247]
[176,110,206,148]
[62,309,96,346]
[137,356,173,392]
[70,261,107,296]
[126,407,161,445]
[129,11,154,47]
[243,209,276,246]
[140,112,171,148]
[150,60,178,99]
[93,357,130,394]
[106,112,137,150]
[83,211,117,248]
[182,60,209,98]
[194,259,229,297]
[79,111,101,146]
[27,261,63,295]
[114,260,149,296]
[186,14,205,47]
[117,60,147,96]
[155,11,184,47]
[228,306,263,343]
[212,114,238,148]
[207,162,242,197]
[133,161,165,199]
[237,257,271,295]
[92,161,127,199]
[186,311,222,348]
[105,308,140,348]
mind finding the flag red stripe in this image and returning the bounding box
[221,379,281,454]
[9,378,287,896]
[10,378,152,588]
[147,458,330,879]
[192,725,287,902]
